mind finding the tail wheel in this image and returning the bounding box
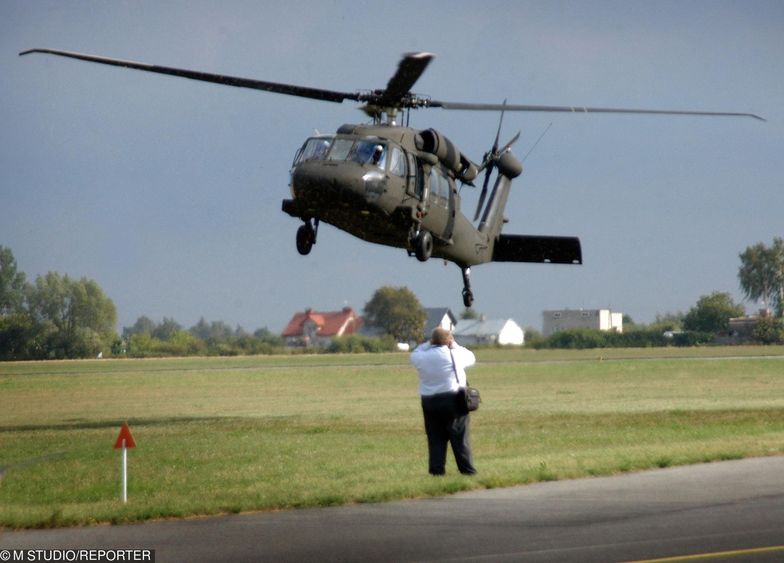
[414,230,433,262]
[296,224,315,255]
[462,288,474,308]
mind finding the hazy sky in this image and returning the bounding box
[2,1,781,333]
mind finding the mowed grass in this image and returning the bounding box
[1,347,783,528]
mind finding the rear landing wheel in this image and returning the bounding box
[462,288,474,308]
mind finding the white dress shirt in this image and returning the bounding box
[410,341,476,396]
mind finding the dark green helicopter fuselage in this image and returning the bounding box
[283,123,496,267]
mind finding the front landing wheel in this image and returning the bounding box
[414,230,433,262]
[296,224,315,255]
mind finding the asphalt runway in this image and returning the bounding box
[2,457,783,562]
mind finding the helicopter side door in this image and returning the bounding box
[425,165,452,241]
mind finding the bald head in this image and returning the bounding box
[430,327,453,346]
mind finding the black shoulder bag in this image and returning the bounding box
[450,348,480,413]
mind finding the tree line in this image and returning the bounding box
[121,316,287,357]
[2,239,783,360]
[527,288,783,349]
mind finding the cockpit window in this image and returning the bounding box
[349,141,385,166]
[294,136,388,170]
[388,146,406,177]
[327,138,355,161]
[297,137,333,163]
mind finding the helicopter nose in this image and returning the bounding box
[361,169,386,203]
[291,164,386,209]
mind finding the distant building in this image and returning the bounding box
[282,307,362,347]
[424,307,457,336]
[454,318,524,346]
[722,310,771,343]
[543,309,623,337]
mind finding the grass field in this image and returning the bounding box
[1,346,783,528]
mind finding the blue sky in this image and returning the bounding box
[2,1,781,333]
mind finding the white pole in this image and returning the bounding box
[122,438,127,503]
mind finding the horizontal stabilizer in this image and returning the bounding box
[493,235,582,264]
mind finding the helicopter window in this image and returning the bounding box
[428,168,440,200]
[429,167,449,207]
[348,140,386,167]
[388,146,406,177]
[298,137,333,163]
[408,155,423,198]
[327,138,355,161]
[438,175,450,208]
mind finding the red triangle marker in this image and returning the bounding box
[114,422,136,449]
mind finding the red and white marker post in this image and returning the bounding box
[113,422,136,503]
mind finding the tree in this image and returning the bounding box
[27,272,118,358]
[189,318,238,347]
[123,316,157,337]
[738,238,784,317]
[253,327,284,347]
[652,311,685,332]
[460,307,479,321]
[776,237,784,316]
[0,313,39,360]
[682,292,745,335]
[751,316,784,345]
[0,246,28,315]
[152,317,182,341]
[364,286,426,342]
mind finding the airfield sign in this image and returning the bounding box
[114,422,136,503]
[114,422,136,449]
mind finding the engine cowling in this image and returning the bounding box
[417,129,478,183]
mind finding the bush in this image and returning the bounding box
[327,335,397,353]
[0,313,38,360]
[752,317,784,344]
[126,331,205,357]
[534,328,712,350]
[671,331,714,347]
[543,328,608,349]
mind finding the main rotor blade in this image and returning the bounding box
[381,52,434,104]
[430,100,766,121]
[19,48,361,104]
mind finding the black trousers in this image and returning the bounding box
[421,392,476,475]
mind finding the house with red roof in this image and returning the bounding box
[281,307,363,347]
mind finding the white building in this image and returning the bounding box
[424,308,457,335]
[542,309,623,337]
[454,318,524,346]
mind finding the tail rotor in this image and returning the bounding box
[474,101,521,222]
[473,101,504,221]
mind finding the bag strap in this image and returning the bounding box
[449,348,468,386]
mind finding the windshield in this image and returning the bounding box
[295,136,387,169]
[297,137,332,163]
[348,140,385,166]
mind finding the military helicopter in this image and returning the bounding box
[20,49,763,307]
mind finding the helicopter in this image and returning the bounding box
[20,49,763,307]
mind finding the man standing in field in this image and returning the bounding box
[410,327,477,476]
